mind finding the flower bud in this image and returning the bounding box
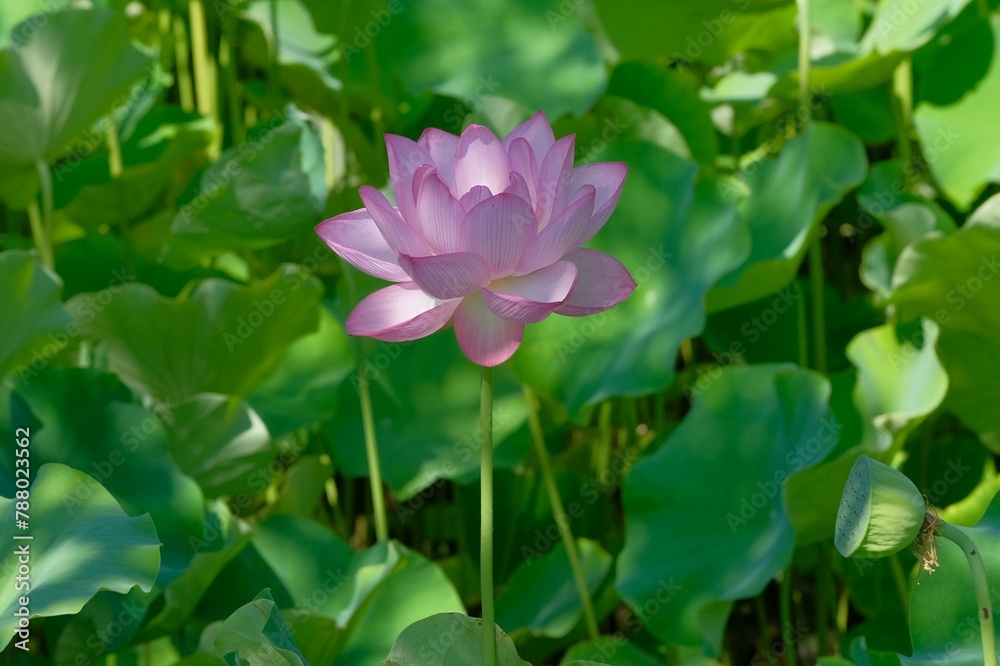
[835,455,926,558]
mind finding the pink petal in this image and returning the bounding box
[453,125,511,197]
[398,252,491,300]
[516,187,595,274]
[385,134,432,222]
[460,185,492,211]
[418,128,460,193]
[347,282,460,341]
[461,193,535,278]
[501,110,555,158]
[454,290,524,367]
[359,185,428,257]
[482,260,578,324]
[316,209,409,282]
[507,138,539,209]
[536,135,575,229]
[414,171,463,254]
[570,162,627,228]
[555,248,636,316]
[504,170,532,204]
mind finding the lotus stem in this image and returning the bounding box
[524,386,601,640]
[358,371,389,543]
[936,520,998,666]
[481,365,496,666]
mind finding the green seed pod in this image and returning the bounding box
[835,455,926,558]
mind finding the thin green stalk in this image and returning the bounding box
[780,567,798,666]
[481,366,497,666]
[26,201,51,269]
[219,0,244,146]
[754,594,771,654]
[104,116,135,275]
[937,521,998,666]
[172,14,195,112]
[892,59,914,183]
[358,372,389,543]
[808,234,827,373]
[888,552,911,615]
[268,0,281,108]
[340,267,389,543]
[188,0,212,117]
[795,281,808,368]
[524,386,601,640]
[32,160,54,269]
[817,544,834,655]
[796,0,812,125]
[594,401,612,480]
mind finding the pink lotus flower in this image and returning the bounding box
[316,111,636,367]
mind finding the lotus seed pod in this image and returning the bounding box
[835,455,926,558]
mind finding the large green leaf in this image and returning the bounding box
[164,110,327,266]
[382,613,529,666]
[593,0,796,65]
[607,62,718,165]
[903,492,1000,665]
[495,539,612,639]
[329,332,529,500]
[0,368,206,583]
[162,394,275,499]
[0,250,72,380]
[707,122,867,311]
[247,305,354,438]
[69,265,323,403]
[616,365,837,649]
[889,195,1000,449]
[913,16,1000,209]
[846,319,948,453]
[202,516,465,663]
[199,589,307,666]
[510,140,749,413]
[0,7,154,207]
[382,0,606,118]
[0,463,160,651]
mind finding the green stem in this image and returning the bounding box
[817,544,832,655]
[889,552,911,615]
[780,567,798,666]
[219,0,244,146]
[481,366,496,666]
[524,386,601,640]
[172,14,195,113]
[594,401,612,480]
[340,265,389,543]
[754,594,771,654]
[794,280,808,368]
[796,0,812,125]
[104,116,135,276]
[937,521,998,666]
[358,372,389,543]
[808,233,827,374]
[188,0,213,119]
[893,59,914,182]
[32,160,54,269]
[268,0,281,108]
